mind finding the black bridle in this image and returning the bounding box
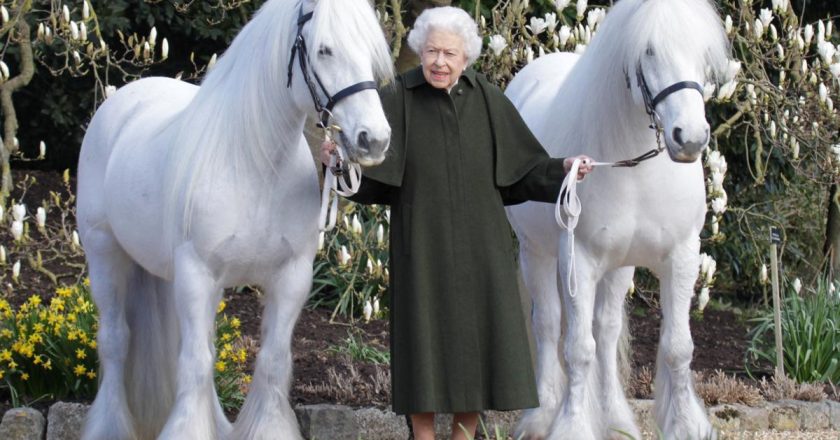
[286,9,378,128]
[616,64,704,167]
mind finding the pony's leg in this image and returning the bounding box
[232,256,311,440]
[81,229,138,440]
[158,245,227,440]
[515,245,563,440]
[546,237,600,440]
[655,245,715,440]
[594,267,640,440]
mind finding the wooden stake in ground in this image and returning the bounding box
[769,227,784,378]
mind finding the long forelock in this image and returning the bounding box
[622,0,730,83]
[310,0,395,83]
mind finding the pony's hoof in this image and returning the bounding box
[546,414,597,440]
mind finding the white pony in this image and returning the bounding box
[505,0,729,439]
[76,0,393,438]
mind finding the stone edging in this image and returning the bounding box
[0,399,838,439]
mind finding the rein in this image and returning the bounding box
[285,7,373,232]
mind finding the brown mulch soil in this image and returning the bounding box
[1,169,836,414]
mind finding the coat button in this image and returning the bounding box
[457,89,463,95]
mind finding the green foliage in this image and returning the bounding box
[311,203,390,321]
[747,278,840,383]
[328,331,390,365]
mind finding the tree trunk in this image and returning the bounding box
[0,9,35,204]
[824,183,840,278]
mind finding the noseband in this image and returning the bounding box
[286,8,378,128]
[616,65,704,167]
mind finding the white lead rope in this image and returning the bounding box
[555,158,584,298]
[318,136,362,232]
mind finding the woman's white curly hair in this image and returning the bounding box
[407,6,483,65]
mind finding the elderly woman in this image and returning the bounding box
[323,6,592,440]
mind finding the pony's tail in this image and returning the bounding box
[123,267,179,439]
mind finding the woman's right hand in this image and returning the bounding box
[320,140,337,166]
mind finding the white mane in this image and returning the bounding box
[542,0,729,160]
[162,0,393,246]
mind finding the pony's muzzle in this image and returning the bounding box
[668,125,709,162]
[343,129,389,166]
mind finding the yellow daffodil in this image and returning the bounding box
[230,317,241,329]
[21,372,28,380]
[217,301,226,313]
[86,371,96,380]
[215,361,226,372]
[74,364,86,376]
[76,348,86,359]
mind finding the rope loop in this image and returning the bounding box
[555,159,583,298]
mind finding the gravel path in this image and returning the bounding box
[640,431,840,439]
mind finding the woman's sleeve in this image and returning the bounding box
[498,157,566,205]
[345,175,396,205]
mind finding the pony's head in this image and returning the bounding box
[616,0,730,162]
[290,0,394,166]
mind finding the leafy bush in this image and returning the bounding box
[311,203,390,321]
[747,278,840,383]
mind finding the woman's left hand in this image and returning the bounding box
[564,155,595,181]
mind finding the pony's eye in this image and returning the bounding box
[318,45,333,57]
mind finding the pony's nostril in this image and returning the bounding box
[357,131,370,151]
[673,127,684,146]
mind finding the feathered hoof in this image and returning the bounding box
[514,406,556,440]
[664,419,717,440]
[157,400,218,440]
[81,395,137,440]
[546,413,597,440]
[231,416,302,440]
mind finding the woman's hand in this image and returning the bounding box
[320,140,337,166]
[563,155,595,181]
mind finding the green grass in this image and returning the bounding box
[328,331,390,365]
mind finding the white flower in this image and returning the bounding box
[792,140,800,160]
[338,245,351,266]
[11,260,20,281]
[804,24,814,45]
[373,298,380,315]
[574,44,587,54]
[161,38,169,60]
[700,253,712,275]
[818,20,825,42]
[385,208,390,224]
[819,83,828,103]
[771,0,789,13]
[70,21,79,41]
[0,61,8,81]
[576,0,587,18]
[818,41,836,64]
[544,12,558,33]
[705,259,717,285]
[829,282,836,296]
[628,280,635,295]
[83,1,90,20]
[0,246,5,264]
[724,15,733,35]
[792,277,802,294]
[711,216,719,235]
[831,63,840,79]
[62,5,70,23]
[351,214,362,236]
[35,207,46,228]
[488,35,507,57]
[376,224,384,245]
[725,60,741,82]
[759,9,773,28]
[754,19,764,39]
[12,204,25,222]
[143,42,151,60]
[716,81,737,101]
[760,264,768,284]
[525,46,534,64]
[366,259,374,275]
[149,27,158,46]
[711,197,727,214]
[317,231,324,251]
[796,34,805,51]
[555,0,571,10]
[72,50,81,66]
[710,171,724,193]
[71,230,80,248]
[770,24,778,42]
[527,17,547,35]
[702,83,715,102]
[363,300,373,322]
[706,150,726,174]
[586,9,600,28]
[105,85,117,98]
[0,6,7,24]
[698,287,710,311]
[208,53,218,70]
[558,25,572,46]
[769,120,777,139]
[39,141,46,159]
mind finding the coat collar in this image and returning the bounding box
[404,65,477,90]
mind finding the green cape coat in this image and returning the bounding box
[350,66,567,415]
